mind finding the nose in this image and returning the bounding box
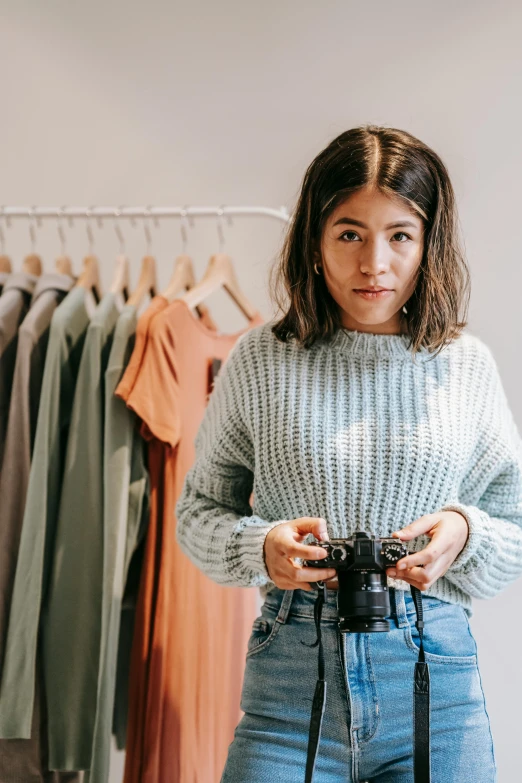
[359,237,391,277]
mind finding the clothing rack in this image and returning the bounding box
[0,205,292,223]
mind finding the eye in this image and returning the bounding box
[339,231,360,242]
[339,230,412,242]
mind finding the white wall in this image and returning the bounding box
[1,1,521,780]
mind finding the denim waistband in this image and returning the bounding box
[263,586,415,630]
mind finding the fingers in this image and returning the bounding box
[267,516,339,591]
[392,513,438,541]
[294,566,337,583]
[395,541,440,571]
[286,543,330,560]
[275,518,331,559]
[271,562,336,592]
[293,517,329,541]
[387,563,436,590]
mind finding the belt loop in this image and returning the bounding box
[275,589,294,625]
[393,588,409,628]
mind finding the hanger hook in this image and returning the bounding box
[29,206,39,252]
[86,206,95,254]
[58,207,67,256]
[144,206,153,254]
[216,206,226,252]
[180,205,191,254]
[1,206,11,232]
[114,208,125,254]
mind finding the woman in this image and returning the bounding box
[176,125,522,781]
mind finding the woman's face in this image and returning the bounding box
[318,185,424,334]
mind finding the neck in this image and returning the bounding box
[340,312,409,336]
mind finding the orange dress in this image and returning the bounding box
[117,299,263,783]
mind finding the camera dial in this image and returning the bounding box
[331,546,347,562]
[381,542,405,565]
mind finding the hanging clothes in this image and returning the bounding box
[113,296,215,783]
[0,274,74,667]
[42,293,120,771]
[0,273,37,475]
[117,298,262,783]
[0,271,9,295]
[0,287,90,741]
[113,294,171,782]
[85,303,150,783]
[0,276,81,783]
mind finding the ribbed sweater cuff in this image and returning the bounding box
[225,517,290,583]
[440,502,495,575]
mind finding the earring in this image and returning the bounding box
[314,263,322,275]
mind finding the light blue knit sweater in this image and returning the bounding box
[175,323,522,617]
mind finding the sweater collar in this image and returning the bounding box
[330,326,432,361]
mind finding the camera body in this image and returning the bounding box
[305,533,407,571]
[304,531,409,633]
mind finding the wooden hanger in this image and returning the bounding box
[76,254,102,303]
[55,255,73,276]
[0,255,12,273]
[182,253,257,320]
[160,254,216,325]
[161,254,197,303]
[22,253,43,276]
[127,255,157,308]
[110,254,130,300]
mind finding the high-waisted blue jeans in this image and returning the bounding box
[221,586,496,782]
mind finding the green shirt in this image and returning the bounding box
[0,273,74,672]
[0,274,78,783]
[0,286,89,740]
[86,304,149,783]
[42,292,120,771]
[0,273,37,475]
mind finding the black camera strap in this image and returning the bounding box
[301,582,328,783]
[411,585,431,783]
[303,584,431,783]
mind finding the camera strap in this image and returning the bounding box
[303,584,431,783]
[301,582,328,783]
[410,585,431,783]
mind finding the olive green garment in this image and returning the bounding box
[111,515,148,752]
[85,304,150,783]
[0,274,74,673]
[41,292,120,771]
[0,273,37,475]
[0,271,9,294]
[0,286,89,741]
[0,274,80,783]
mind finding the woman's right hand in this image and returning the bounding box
[263,517,337,592]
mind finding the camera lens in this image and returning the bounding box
[336,570,391,633]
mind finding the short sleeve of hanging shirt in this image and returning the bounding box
[115,297,169,404]
[124,302,184,449]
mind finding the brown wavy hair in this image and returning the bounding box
[270,124,470,359]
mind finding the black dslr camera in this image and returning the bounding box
[304,531,408,632]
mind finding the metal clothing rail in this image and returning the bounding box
[0,205,292,223]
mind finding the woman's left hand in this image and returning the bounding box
[386,511,470,590]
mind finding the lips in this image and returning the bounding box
[354,289,393,300]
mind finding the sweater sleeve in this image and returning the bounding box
[175,330,288,587]
[441,344,522,599]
